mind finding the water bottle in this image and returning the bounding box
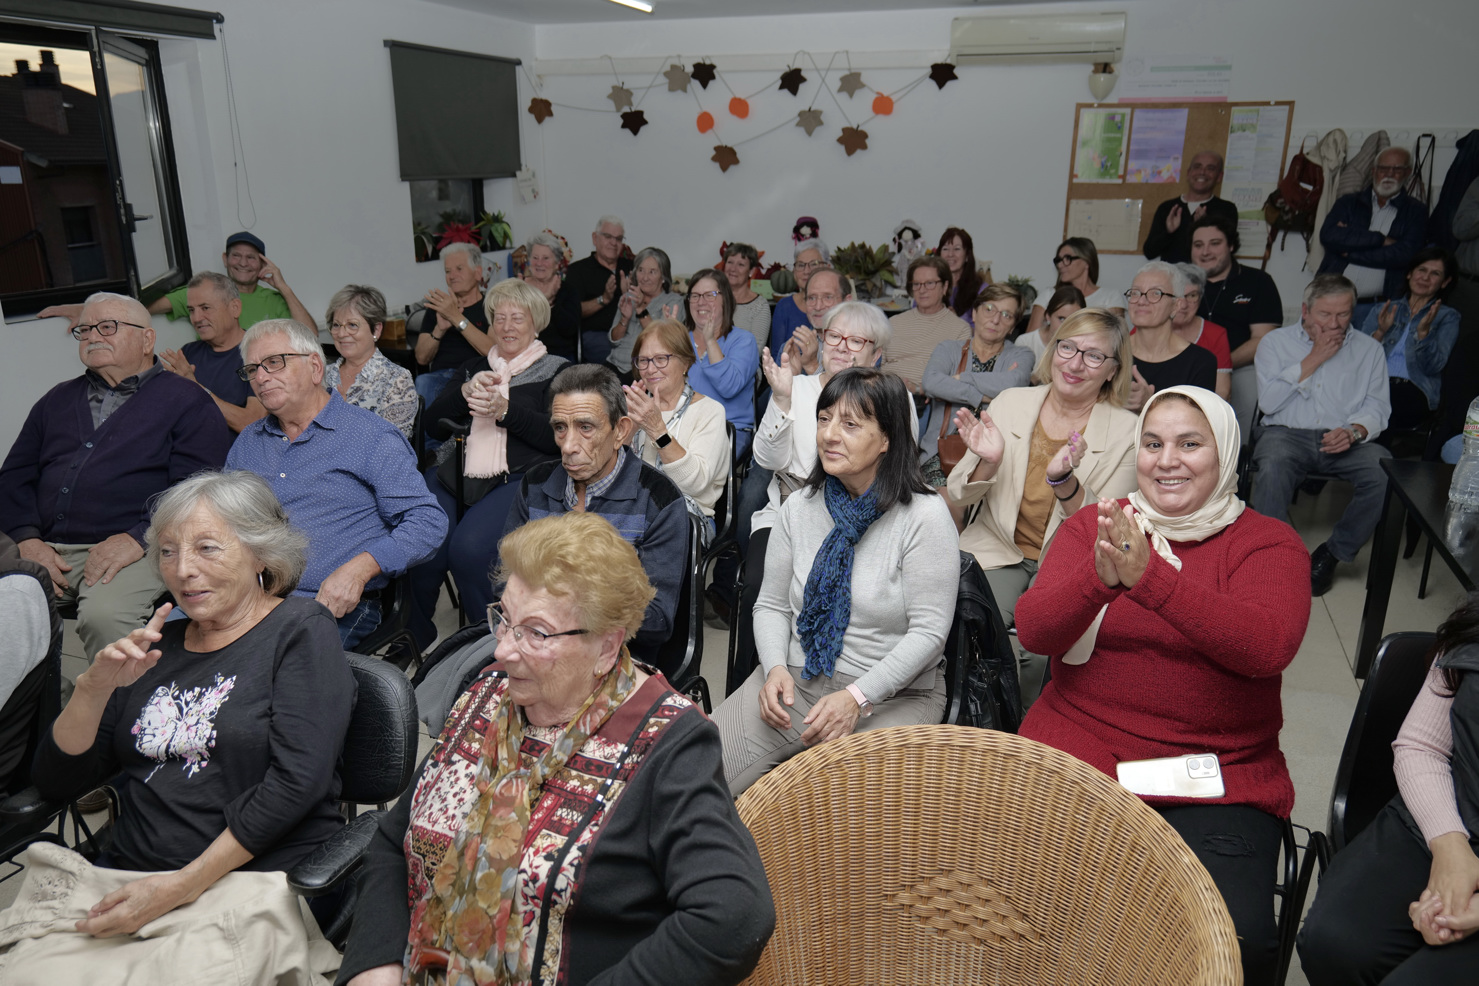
[1448,396,1479,507]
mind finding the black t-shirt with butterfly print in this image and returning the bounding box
[35,596,355,872]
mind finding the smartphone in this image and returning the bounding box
[1116,753,1225,799]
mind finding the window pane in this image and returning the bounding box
[0,36,127,295]
[102,44,172,288]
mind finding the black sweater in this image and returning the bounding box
[337,678,775,985]
[425,353,566,475]
[35,597,355,871]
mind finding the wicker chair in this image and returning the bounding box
[735,725,1242,986]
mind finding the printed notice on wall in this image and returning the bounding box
[1116,55,1232,103]
[1073,107,1129,183]
[1224,104,1291,250]
[1126,108,1190,183]
[1066,198,1143,252]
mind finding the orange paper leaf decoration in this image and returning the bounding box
[728,97,750,119]
[696,111,715,133]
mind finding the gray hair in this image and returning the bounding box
[188,271,240,304]
[1303,273,1357,310]
[794,237,830,263]
[326,284,388,329]
[82,292,152,328]
[146,470,308,597]
[1374,146,1412,171]
[1175,262,1207,293]
[595,214,625,234]
[524,230,566,260]
[1135,260,1190,298]
[823,301,892,353]
[242,318,322,361]
[806,268,851,301]
[548,363,626,426]
[441,242,485,282]
[631,246,673,292]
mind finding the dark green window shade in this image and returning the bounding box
[1,0,221,39]
[386,40,521,181]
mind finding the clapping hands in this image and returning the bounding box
[953,407,1005,467]
[1093,498,1149,589]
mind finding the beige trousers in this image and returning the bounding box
[51,542,167,660]
[0,843,340,986]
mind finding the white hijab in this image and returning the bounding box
[1063,385,1244,664]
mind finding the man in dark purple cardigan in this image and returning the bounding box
[0,293,232,658]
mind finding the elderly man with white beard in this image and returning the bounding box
[1318,146,1430,329]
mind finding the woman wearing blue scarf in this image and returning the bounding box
[714,368,960,796]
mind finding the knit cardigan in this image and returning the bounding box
[1016,502,1311,819]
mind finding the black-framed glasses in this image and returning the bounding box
[794,259,829,272]
[823,329,870,352]
[1055,339,1118,368]
[634,353,674,370]
[488,603,589,653]
[687,290,721,301]
[1053,253,1082,267]
[910,279,943,290]
[1124,288,1178,303]
[71,319,148,340]
[236,352,311,381]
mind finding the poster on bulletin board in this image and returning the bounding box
[1064,100,1294,259]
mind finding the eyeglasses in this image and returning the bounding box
[806,293,841,307]
[596,231,626,243]
[823,329,870,352]
[977,304,1016,322]
[1373,165,1411,175]
[794,260,829,272]
[911,280,943,290]
[1055,339,1118,368]
[236,352,311,381]
[687,290,721,302]
[71,319,148,340]
[329,320,370,333]
[488,603,589,653]
[634,353,675,370]
[1053,254,1082,267]
[1124,288,1178,303]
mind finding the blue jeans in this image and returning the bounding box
[1249,425,1392,563]
[337,596,382,650]
[408,466,524,649]
[414,369,458,451]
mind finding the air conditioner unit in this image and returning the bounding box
[950,12,1126,65]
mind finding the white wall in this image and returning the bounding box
[2,0,1475,450]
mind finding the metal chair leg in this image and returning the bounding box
[1419,539,1435,600]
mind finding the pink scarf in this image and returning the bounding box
[464,342,546,478]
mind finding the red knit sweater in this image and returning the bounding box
[1017,501,1311,818]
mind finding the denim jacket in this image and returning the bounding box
[1359,298,1460,409]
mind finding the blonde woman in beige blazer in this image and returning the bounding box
[946,309,1139,632]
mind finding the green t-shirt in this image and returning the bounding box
[165,283,291,328]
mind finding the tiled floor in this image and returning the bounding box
[7,481,1469,983]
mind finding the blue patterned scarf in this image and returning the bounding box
[796,475,883,679]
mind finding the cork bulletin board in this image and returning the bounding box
[1063,100,1295,259]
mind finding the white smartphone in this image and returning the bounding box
[1116,753,1225,799]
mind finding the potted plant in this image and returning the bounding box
[831,241,897,300]
[477,210,513,251]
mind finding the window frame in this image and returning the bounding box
[0,14,192,316]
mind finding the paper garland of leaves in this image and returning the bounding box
[663,64,691,92]
[711,145,739,172]
[837,127,869,156]
[837,71,865,97]
[928,62,958,89]
[795,108,824,136]
[607,85,634,111]
[778,67,806,96]
[690,61,717,89]
[528,98,552,123]
[620,110,648,135]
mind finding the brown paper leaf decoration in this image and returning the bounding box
[690,61,717,89]
[837,71,865,97]
[929,62,958,89]
[837,126,869,156]
[711,144,740,172]
[795,108,824,136]
[528,98,553,124]
[779,67,806,96]
[663,64,691,92]
[620,110,648,135]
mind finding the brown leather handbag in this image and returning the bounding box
[935,343,972,476]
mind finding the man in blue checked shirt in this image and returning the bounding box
[227,319,447,647]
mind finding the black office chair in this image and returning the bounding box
[0,580,65,877]
[1276,631,1435,984]
[354,574,421,671]
[410,395,428,471]
[656,514,709,711]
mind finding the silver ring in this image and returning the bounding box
[1121,541,1131,552]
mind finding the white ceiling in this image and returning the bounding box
[426,0,1064,26]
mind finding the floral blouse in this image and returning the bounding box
[324,348,417,441]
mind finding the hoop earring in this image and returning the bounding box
[258,571,266,591]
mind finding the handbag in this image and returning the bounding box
[934,344,972,476]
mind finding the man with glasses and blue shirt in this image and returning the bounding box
[0,293,232,658]
[226,319,446,648]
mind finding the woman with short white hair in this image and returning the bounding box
[519,230,582,362]
[413,242,490,409]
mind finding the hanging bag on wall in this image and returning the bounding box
[1262,136,1325,262]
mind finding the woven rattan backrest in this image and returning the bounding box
[735,725,1241,986]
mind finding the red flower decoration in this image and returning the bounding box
[436,221,479,249]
